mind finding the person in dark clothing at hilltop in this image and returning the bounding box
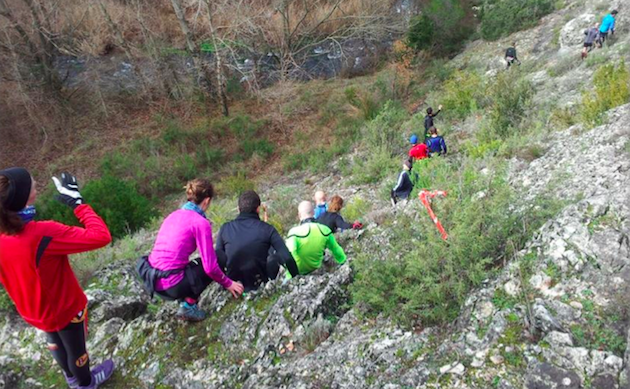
[426,127,448,156]
[424,104,443,139]
[391,160,414,206]
[316,195,363,233]
[215,190,299,291]
[505,43,520,68]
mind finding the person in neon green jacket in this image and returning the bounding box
[285,201,346,278]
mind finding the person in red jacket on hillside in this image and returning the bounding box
[0,168,114,389]
[408,134,429,163]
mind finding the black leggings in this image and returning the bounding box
[45,307,91,387]
[156,259,212,302]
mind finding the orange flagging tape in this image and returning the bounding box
[418,190,448,241]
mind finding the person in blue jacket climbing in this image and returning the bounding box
[597,10,618,48]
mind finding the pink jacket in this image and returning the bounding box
[148,209,232,290]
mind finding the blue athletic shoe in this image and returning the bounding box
[176,302,207,322]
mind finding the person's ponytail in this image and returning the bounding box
[0,176,24,235]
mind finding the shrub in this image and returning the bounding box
[407,14,435,51]
[480,0,555,41]
[217,172,255,196]
[440,71,484,120]
[342,197,370,222]
[580,61,630,127]
[363,101,408,155]
[242,139,275,160]
[37,175,157,239]
[486,70,534,138]
[351,159,564,326]
[408,0,476,55]
[351,146,399,185]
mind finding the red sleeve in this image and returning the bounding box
[41,204,112,256]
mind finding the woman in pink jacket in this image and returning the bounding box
[148,179,243,321]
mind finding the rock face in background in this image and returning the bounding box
[560,13,596,49]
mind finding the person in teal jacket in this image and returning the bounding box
[597,10,618,47]
[285,201,346,278]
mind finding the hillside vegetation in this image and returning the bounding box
[2,0,630,388]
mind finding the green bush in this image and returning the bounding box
[351,159,564,326]
[480,0,555,41]
[37,175,157,239]
[242,139,275,159]
[581,61,630,127]
[486,70,534,138]
[351,146,399,184]
[363,101,408,155]
[408,0,476,54]
[217,172,255,196]
[342,197,370,222]
[440,71,484,120]
[407,14,435,51]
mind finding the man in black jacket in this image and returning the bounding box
[215,190,299,291]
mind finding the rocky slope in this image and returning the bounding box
[2,1,630,388]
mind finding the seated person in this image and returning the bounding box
[286,201,346,277]
[391,160,414,206]
[316,195,362,233]
[408,134,429,162]
[148,179,244,321]
[313,190,328,219]
[215,190,299,291]
[426,127,447,156]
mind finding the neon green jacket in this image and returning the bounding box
[285,220,346,278]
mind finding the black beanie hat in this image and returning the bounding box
[0,167,32,212]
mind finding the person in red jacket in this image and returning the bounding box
[0,168,114,389]
[408,134,429,162]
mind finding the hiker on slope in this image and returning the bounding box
[215,190,299,291]
[426,127,448,156]
[583,24,600,59]
[408,134,429,163]
[597,10,618,48]
[391,160,414,206]
[285,201,347,278]
[316,195,363,233]
[313,190,328,219]
[505,43,520,68]
[424,105,443,139]
[0,168,115,389]
[144,179,243,321]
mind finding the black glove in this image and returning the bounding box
[52,172,83,209]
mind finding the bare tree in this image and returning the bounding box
[202,0,229,116]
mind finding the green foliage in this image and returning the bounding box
[217,172,255,196]
[241,139,275,159]
[407,14,435,51]
[479,0,555,41]
[484,70,534,139]
[363,101,408,154]
[580,61,630,128]
[351,158,563,326]
[38,175,157,239]
[342,197,370,222]
[570,301,627,356]
[351,146,399,184]
[408,0,476,54]
[0,287,15,312]
[440,71,484,120]
[547,55,579,77]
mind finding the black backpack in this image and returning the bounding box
[135,256,184,298]
[506,47,516,58]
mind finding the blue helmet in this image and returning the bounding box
[410,134,419,144]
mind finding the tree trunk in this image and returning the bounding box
[203,0,229,116]
[170,0,205,89]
